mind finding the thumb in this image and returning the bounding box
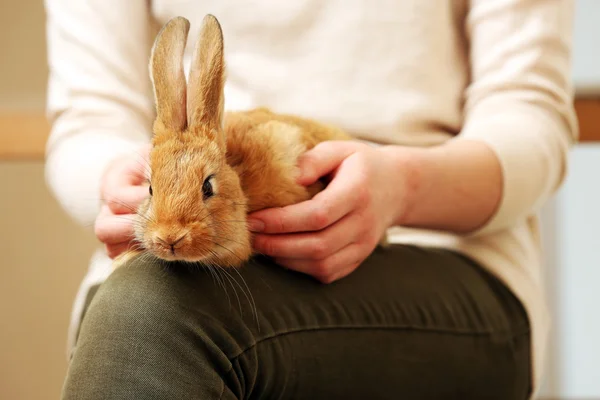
[296,141,360,186]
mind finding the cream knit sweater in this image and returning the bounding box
[44,0,578,394]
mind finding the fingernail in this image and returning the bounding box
[297,166,312,185]
[295,167,305,183]
[247,218,264,232]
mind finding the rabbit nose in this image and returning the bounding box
[153,232,188,254]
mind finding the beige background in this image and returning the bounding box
[0,0,48,111]
[0,1,99,399]
[0,164,97,399]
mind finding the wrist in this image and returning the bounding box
[377,144,429,228]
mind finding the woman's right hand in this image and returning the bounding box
[95,144,151,259]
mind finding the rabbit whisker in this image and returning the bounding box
[205,261,231,306]
[225,262,260,331]
[206,254,241,314]
[205,238,259,328]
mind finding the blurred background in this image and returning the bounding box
[0,2,100,400]
[0,0,599,399]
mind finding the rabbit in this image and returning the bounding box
[113,14,378,270]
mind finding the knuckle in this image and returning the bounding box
[354,184,371,206]
[264,241,278,257]
[272,209,288,233]
[310,207,330,230]
[311,239,330,259]
[256,236,278,256]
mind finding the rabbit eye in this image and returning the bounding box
[202,176,214,199]
[149,185,153,196]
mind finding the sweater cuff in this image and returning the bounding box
[454,102,572,237]
[45,131,147,227]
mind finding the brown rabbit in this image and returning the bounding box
[114,15,355,269]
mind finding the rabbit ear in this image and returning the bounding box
[187,14,226,136]
[149,17,190,132]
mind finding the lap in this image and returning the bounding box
[66,245,531,399]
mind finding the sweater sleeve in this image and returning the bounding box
[44,0,155,226]
[455,0,579,236]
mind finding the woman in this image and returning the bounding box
[45,0,577,398]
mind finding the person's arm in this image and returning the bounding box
[393,0,578,236]
[44,0,154,226]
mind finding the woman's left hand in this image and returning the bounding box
[247,141,408,284]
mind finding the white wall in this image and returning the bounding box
[545,1,600,397]
[572,0,600,96]
[554,145,600,397]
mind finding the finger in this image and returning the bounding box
[106,241,135,259]
[105,185,149,214]
[247,188,350,234]
[275,243,365,284]
[248,153,366,234]
[95,206,137,245]
[105,155,149,189]
[252,212,360,259]
[296,141,363,186]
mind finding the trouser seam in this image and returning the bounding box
[218,377,225,400]
[229,324,531,363]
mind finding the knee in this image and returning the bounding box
[64,260,253,398]
[75,257,255,361]
[79,261,184,340]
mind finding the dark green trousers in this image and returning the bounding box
[62,245,531,399]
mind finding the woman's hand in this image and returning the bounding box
[94,144,151,258]
[248,138,503,284]
[248,141,409,284]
